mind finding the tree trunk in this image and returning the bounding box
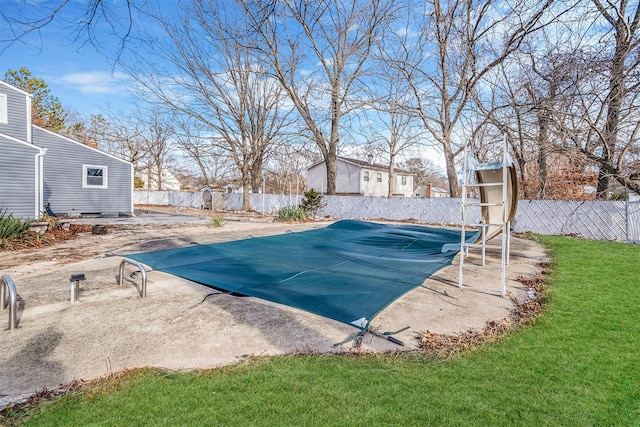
[388,152,396,198]
[325,154,337,195]
[537,108,549,199]
[537,145,548,199]
[250,173,262,195]
[241,165,251,211]
[516,156,529,199]
[443,140,459,197]
[596,3,631,199]
[250,154,263,193]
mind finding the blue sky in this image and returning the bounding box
[0,1,136,118]
[0,1,447,172]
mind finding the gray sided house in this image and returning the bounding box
[0,80,133,219]
[34,126,134,217]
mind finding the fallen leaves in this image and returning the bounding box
[417,265,548,357]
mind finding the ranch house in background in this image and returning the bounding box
[135,165,183,191]
[307,156,415,197]
[414,184,450,198]
[0,80,134,219]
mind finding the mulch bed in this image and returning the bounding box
[0,224,93,252]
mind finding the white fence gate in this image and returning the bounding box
[627,199,640,244]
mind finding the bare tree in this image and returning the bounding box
[398,157,448,189]
[239,0,397,195]
[173,118,236,189]
[0,0,141,60]
[120,1,292,211]
[382,0,556,197]
[265,144,315,194]
[93,111,148,168]
[569,0,640,197]
[360,109,423,197]
[140,110,177,191]
[474,43,587,199]
[362,57,426,197]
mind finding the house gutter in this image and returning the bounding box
[26,93,33,143]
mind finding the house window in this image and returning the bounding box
[363,171,369,182]
[0,93,7,124]
[83,164,108,189]
[377,173,382,183]
[401,176,407,186]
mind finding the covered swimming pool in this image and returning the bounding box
[126,220,476,329]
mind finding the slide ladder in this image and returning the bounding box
[458,135,518,297]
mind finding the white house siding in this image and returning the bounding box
[307,163,327,193]
[336,160,362,194]
[308,160,363,194]
[0,81,31,143]
[33,126,133,216]
[361,169,388,197]
[136,167,182,191]
[0,134,43,219]
[393,174,414,197]
[308,158,415,197]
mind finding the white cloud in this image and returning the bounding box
[58,70,129,95]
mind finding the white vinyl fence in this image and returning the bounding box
[134,190,639,243]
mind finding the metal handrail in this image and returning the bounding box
[1,274,18,330]
[118,258,148,297]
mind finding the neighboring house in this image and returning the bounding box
[223,183,243,193]
[307,157,414,197]
[136,166,182,191]
[414,184,450,198]
[0,80,133,219]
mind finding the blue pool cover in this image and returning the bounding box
[126,220,475,329]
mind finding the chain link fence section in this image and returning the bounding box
[134,190,224,209]
[513,200,627,241]
[224,193,302,213]
[317,195,481,225]
[134,191,637,243]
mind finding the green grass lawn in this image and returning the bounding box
[7,236,640,426]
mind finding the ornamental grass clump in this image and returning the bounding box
[208,215,225,228]
[274,206,307,222]
[0,208,47,250]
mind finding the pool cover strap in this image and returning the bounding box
[126,220,477,329]
[332,325,411,347]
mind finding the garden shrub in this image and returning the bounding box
[300,189,325,217]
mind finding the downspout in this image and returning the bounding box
[35,148,46,218]
[130,163,135,216]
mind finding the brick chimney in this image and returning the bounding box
[426,182,432,198]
